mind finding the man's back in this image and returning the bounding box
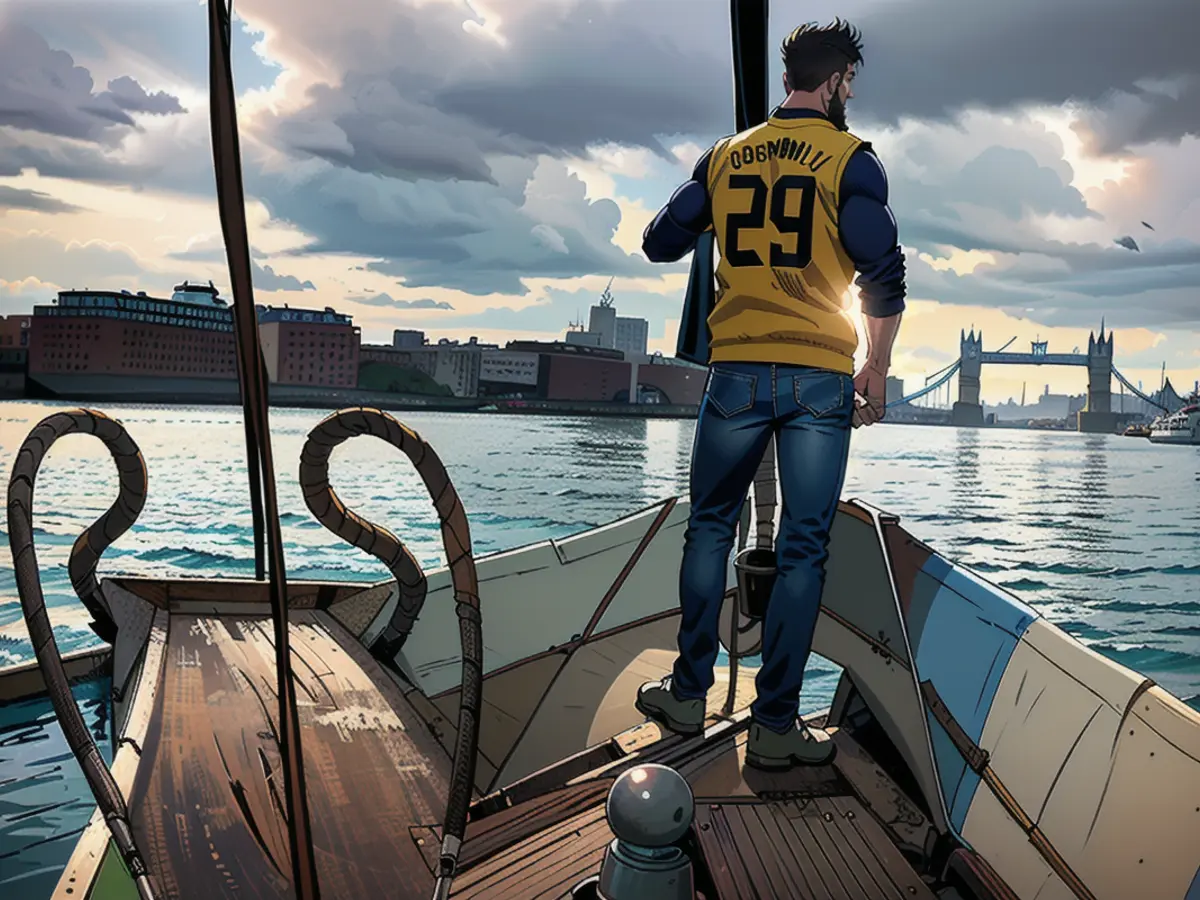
[706,112,866,374]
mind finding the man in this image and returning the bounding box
[637,20,906,771]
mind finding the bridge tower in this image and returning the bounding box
[953,328,985,426]
[1079,322,1119,433]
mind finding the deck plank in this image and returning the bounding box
[781,802,857,900]
[129,611,452,899]
[693,798,937,900]
[411,779,615,874]
[449,808,611,899]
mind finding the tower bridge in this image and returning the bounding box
[885,324,1169,432]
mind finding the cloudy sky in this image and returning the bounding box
[0,0,1197,403]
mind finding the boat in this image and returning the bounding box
[4,3,1200,900]
[1123,423,1151,438]
[1148,398,1200,445]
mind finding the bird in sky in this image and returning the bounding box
[1114,235,1140,252]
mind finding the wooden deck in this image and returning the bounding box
[109,595,936,899]
[128,610,452,899]
[428,716,937,899]
[694,798,933,900]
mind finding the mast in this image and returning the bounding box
[207,3,320,898]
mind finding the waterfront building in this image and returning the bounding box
[0,314,31,349]
[499,340,704,406]
[392,329,425,349]
[586,301,616,349]
[569,280,649,359]
[0,314,30,396]
[613,316,648,357]
[259,306,359,387]
[27,283,360,397]
[885,376,904,406]
[360,337,484,398]
[564,330,603,348]
[479,349,541,398]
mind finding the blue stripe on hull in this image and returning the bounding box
[914,555,1037,832]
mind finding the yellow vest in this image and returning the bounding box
[706,115,864,373]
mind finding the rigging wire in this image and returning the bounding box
[207,2,320,897]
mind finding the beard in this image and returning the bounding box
[828,91,849,131]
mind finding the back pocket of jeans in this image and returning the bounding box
[706,368,756,418]
[793,372,847,417]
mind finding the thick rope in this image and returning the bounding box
[298,407,482,897]
[7,409,157,900]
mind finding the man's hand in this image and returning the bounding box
[852,360,888,428]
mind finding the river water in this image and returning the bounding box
[1,400,1198,895]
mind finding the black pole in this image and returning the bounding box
[207,2,320,898]
[676,0,771,366]
[730,0,771,132]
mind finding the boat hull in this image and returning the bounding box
[3,498,1199,900]
[1147,432,1200,444]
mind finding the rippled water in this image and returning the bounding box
[1,401,1199,895]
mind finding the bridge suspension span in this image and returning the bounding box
[1111,365,1169,412]
[886,360,961,409]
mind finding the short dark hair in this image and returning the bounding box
[781,19,864,92]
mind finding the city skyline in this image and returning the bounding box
[0,0,1197,404]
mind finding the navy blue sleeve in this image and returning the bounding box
[839,147,907,318]
[642,148,714,263]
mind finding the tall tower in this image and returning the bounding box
[957,329,983,405]
[1086,323,1113,413]
[953,329,985,426]
[1079,322,1118,432]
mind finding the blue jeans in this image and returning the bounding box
[671,362,854,732]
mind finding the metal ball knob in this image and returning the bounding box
[605,764,694,848]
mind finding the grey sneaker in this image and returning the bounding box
[745,720,838,770]
[634,676,705,736]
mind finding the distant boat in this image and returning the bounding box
[1148,399,1200,444]
[1123,423,1151,438]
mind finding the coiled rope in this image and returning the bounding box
[6,409,157,899]
[299,407,482,899]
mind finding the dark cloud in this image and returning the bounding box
[905,243,1200,328]
[258,158,652,294]
[251,1,730,183]
[0,23,184,142]
[253,262,315,291]
[0,186,85,214]
[851,0,1199,149]
[105,76,186,116]
[354,293,454,310]
[1075,81,1200,155]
